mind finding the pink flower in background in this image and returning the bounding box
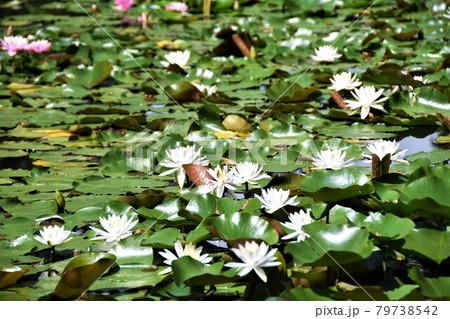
[114,0,134,11]
[0,36,28,56]
[25,39,51,53]
[165,2,188,13]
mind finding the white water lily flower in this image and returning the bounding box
[225,241,281,282]
[280,38,310,49]
[432,3,446,12]
[159,241,213,275]
[90,214,138,242]
[194,68,214,79]
[281,210,314,242]
[311,148,353,170]
[161,50,190,68]
[159,145,209,188]
[363,140,407,163]
[445,8,450,19]
[345,86,389,119]
[328,72,362,91]
[295,28,313,36]
[199,165,236,198]
[193,83,217,96]
[413,75,429,84]
[229,161,270,186]
[310,45,342,62]
[322,32,340,42]
[255,188,298,214]
[34,225,73,247]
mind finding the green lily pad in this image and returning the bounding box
[0,265,31,289]
[108,235,154,266]
[172,257,237,286]
[184,194,217,219]
[319,123,407,139]
[90,267,164,291]
[64,61,113,88]
[52,252,117,300]
[141,228,183,249]
[266,81,318,103]
[399,166,450,219]
[408,267,450,299]
[301,167,374,202]
[360,212,415,240]
[393,228,450,264]
[280,287,336,301]
[285,223,374,267]
[204,212,279,245]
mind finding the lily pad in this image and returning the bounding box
[204,212,279,246]
[301,167,374,202]
[52,252,117,300]
[172,257,237,286]
[0,265,30,289]
[285,223,374,267]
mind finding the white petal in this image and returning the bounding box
[253,267,268,282]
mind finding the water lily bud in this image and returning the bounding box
[371,153,391,178]
[54,190,65,211]
[222,114,250,133]
[6,25,13,36]
[250,46,257,59]
[91,4,99,14]
[140,12,150,29]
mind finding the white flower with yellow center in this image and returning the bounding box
[255,188,298,214]
[328,72,362,91]
[311,148,353,170]
[161,50,190,68]
[159,241,213,274]
[344,86,389,119]
[229,161,270,186]
[310,45,342,62]
[159,145,209,188]
[363,140,407,163]
[34,225,73,247]
[225,241,281,282]
[281,210,314,242]
[193,83,217,96]
[90,214,138,242]
[199,165,236,198]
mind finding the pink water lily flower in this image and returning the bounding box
[24,40,51,53]
[0,36,28,56]
[114,0,134,11]
[165,2,188,12]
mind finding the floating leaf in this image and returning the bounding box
[393,228,450,264]
[399,166,450,219]
[301,167,374,202]
[0,265,30,289]
[172,257,237,286]
[266,82,318,103]
[52,252,117,300]
[408,267,450,299]
[222,115,251,133]
[360,212,415,240]
[285,223,374,267]
[204,212,279,246]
